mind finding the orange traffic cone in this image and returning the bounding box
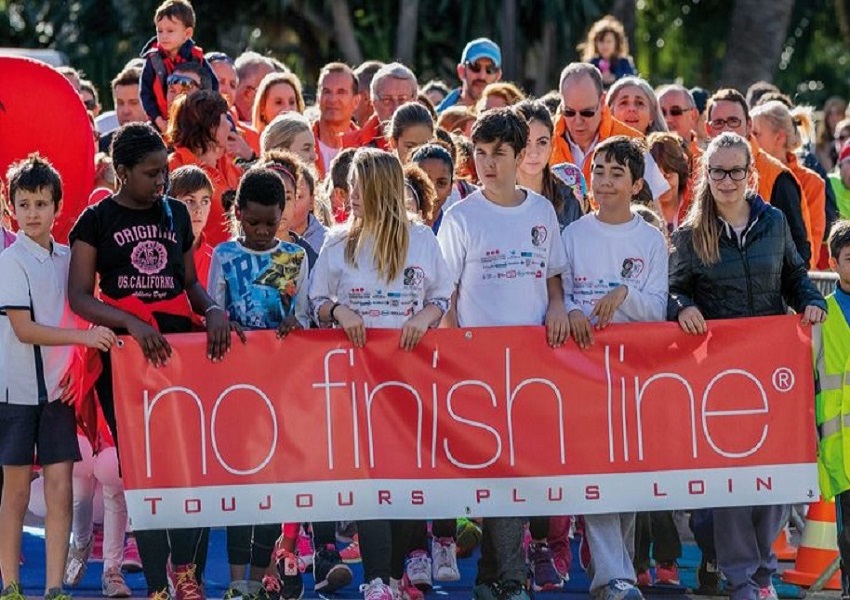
[782,499,841,590]
[773,527,797,561]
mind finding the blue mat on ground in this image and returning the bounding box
[14,527,805,599]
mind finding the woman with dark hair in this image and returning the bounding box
[648,132,692,234]
[514,100,586,232]
[167,89,242,246]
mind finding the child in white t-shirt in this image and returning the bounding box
[562,136,668,600]
[437,107,569,600]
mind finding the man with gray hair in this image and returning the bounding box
[233,51,283,123]
[657,84,700,156]
[356,61,418,150]
[550,62,669,201]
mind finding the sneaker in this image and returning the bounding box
[494,580,531,600]
[313,544,353,592]
[102,566,132,598]
[91,524,105,561]
[596,579,643,600]
[257,575,282,600]
[296,528,314,568]
[148,589,171,600]
[1,583,27,600]
[432,537,460,582]
[635,570,652,588]
[64,536,94,586]
[529,542,564,592]
[405,550,432,590]
[275,549,304,600]
[44,588,73,600]
[655,562,680,586]
[697,559,721,595]
[122,536,143,573]
[395,575,424,600]
[759,585,779,600]
[172,564,204,600]
[360,578,394,600]
[340,534,361,563]
[456,518,482,558]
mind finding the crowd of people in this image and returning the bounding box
[2,3,850,600]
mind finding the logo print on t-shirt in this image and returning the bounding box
[531,225,548,247]
[403,266,425,287]
[621,257,645,280]
[130,240,168,275]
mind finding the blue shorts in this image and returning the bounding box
[0,401,81,466]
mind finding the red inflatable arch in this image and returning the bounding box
[0,56,95,243]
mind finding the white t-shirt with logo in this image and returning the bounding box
[437,189,567,327]
[561,212,668,323]
[308,221,453,329]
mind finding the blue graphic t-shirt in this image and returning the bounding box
[207,239,310,330]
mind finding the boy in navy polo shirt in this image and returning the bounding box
[0,154,116,600]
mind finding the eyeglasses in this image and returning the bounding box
[563,105,600,119]
[167,74,200,90]
[465,62,498,75]
[708,116,743,130]
[376,95,412,108]
[662,105,693,117]
[708,166,748,181]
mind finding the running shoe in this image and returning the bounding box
[313,544,352,592]
[102,566,132,598]
[528,542,563,591]
[432,537,460,582]
[64,536,94,586]
[360,578,393,600]
[405,550,432,590]
[172,564,204,600]
[122,536,143,573]
[340,534,361,563]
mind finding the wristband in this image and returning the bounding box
[329,303,341,323]
[205,305,224,315]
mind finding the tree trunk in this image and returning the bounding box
[719,0,794,90]
[395,0,419,65]
[535,20,556,97]
[500,0,517,81]
[329,0,363,65]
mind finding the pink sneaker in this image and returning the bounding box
[655,562,680,586]
[297,527,314,568]
[397,575,424,600]
[340,534,361,563]
[636,569,653,588]
[122,536,143,573]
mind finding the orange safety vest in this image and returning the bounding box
[312,120,362,178]
[550,104,643,189]
[788,153,826,267]
[751,138,813,262]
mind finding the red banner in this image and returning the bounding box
[112,316,818,530]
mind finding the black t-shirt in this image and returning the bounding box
[70,196,194,333]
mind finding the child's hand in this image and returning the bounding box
[81,325,118,351]
[545,303,570,348]
[205,306,232,362]
[590,285,627,329]
[231,322,247,344]
[276,316,302,339]
[336,305,366,348]
[677,306,707,335]
[569,309,594,349]
[127,319,172,367]
[400,311,432,351]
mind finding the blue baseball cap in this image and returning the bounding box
[461,38,502,69]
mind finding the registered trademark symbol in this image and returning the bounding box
[772,368,795,392]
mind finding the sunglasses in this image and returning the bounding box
[708,166,748,181]
[205,51,234,65]
[563,106,599,119]
[662,106,692,117]
[709,116,743,130]
[167,74,200,90]
[465,62,498,75]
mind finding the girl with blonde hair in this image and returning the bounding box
[252,72,306,135]
[308,148,453,600]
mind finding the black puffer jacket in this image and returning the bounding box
[668,195,825,320]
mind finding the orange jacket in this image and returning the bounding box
[168,146,243,247]
[550,105,643,189]
[787,153,826,267]
[750,139,813,263]
[313,120,361,178]
[356,113,392,152]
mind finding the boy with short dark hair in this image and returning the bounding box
[816,220,850,598]
[326,147,358,223]
[0,154,116,600]
[140,0,217,132]
[563,136,668,600]
[169,165,215,288]
[438,107,570,600]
